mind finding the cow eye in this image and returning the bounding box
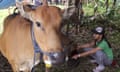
[36,22,41,27]
[35,21,45,31]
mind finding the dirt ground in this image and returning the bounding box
[0,23,120,72]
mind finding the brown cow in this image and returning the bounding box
[0,1,73,72]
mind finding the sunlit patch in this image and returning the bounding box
[44,60,52,68]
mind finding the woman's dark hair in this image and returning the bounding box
[101,35,112,48]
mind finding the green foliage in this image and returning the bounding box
[0,1,120,72]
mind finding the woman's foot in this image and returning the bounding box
[93,65,105,72]
[90,59,96,63]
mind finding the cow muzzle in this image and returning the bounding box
[44,52,66,68]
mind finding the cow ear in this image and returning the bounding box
[21,5,37,21]
[23,5,36,12]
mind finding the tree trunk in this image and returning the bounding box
[105,0,109,12]
[112,0,116,8]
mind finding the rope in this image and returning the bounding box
[31,23,43,66]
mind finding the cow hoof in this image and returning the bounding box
[31,67,36,72]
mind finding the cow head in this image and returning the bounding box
[23,5,68,68]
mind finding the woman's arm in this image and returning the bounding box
[79,47,101,57]
[72,47,102,59]
[77,41,95,49]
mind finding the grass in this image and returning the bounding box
[0,7,15,34]
[0,4,120,72]
[0,9,9,34]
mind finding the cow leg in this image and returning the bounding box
[45,68,51,72]
[9,60,32,72]
[9,60,19,72]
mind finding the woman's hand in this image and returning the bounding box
[72,54,81,60]
[76,45,81,50]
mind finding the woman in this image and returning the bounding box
[72,26,113,72]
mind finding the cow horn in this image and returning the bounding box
[23,4,36,12]
[42,0,48,6]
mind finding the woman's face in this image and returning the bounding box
[93,33,100,40]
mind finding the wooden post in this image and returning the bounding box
[105,0,109,12]
[112,0,116,8]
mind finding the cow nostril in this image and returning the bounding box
[53,53,59,58]
[48,52,65,65]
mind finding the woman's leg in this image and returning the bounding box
[84,48,112,65]
[94,50,112,65]
[83,48,112,72]
[83,48,97,59]
[93,50,112,72]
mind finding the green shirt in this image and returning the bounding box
[96,39,113,60]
